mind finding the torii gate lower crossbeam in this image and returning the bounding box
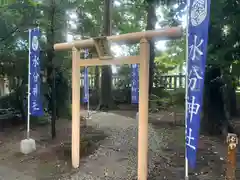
[54,27,182,180]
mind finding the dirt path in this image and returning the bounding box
[0,165,34,180]
[0,117,107,180]
[149,116,227,180]
[65,111,165,180]
[0,110,230,179]
[65,110,229,180]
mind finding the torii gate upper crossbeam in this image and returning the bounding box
[54,27,182,51]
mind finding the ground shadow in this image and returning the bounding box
[0,119,107,179]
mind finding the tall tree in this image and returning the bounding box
[202,0,240,134]
[144,0,157,95]
[99,0,115,109]
[0,1,39,121]
[75,0,105,104]
[46,0,57,138]
[39,0,77,138]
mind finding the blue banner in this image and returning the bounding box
[83,49,89,103]
[131,64,139,104]
[186,0,211,168]
[29,28,44,116]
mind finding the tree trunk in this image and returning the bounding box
[99,0,115,110]
[15,80,26,124]
[51,67,57,137]
[46,0,56,139]
[146,1,157,95]
[229,77,237,117]
[202,67,227,135]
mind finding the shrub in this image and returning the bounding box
[170,88,185,108]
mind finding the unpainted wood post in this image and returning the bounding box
[72,47,81,168]
[138,38,150,180]
[226,133,238,180]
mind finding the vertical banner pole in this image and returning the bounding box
[27,29,31,139]
[185,0,211,176]
[185,0,191,178]
[28,27,44,132]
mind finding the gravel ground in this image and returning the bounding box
[0,110,229,179]
[61,111,228,180]
[0,165,34,180]
[63,111,166,180]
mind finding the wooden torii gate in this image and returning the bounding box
[54,27,182,180]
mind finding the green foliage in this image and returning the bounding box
[155,53,179,73]
[165,38,186,65]
[115,65,131,89]
[206,0,240,67]
[2,0,239,111]
[149,88,172,111]
[0,93,16,109]
[149,87,185,112]
[55,68,70,117]
[170,88,185,107]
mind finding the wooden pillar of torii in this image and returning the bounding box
[54,27,182,180]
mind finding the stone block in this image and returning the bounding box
[20,138,36,154]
